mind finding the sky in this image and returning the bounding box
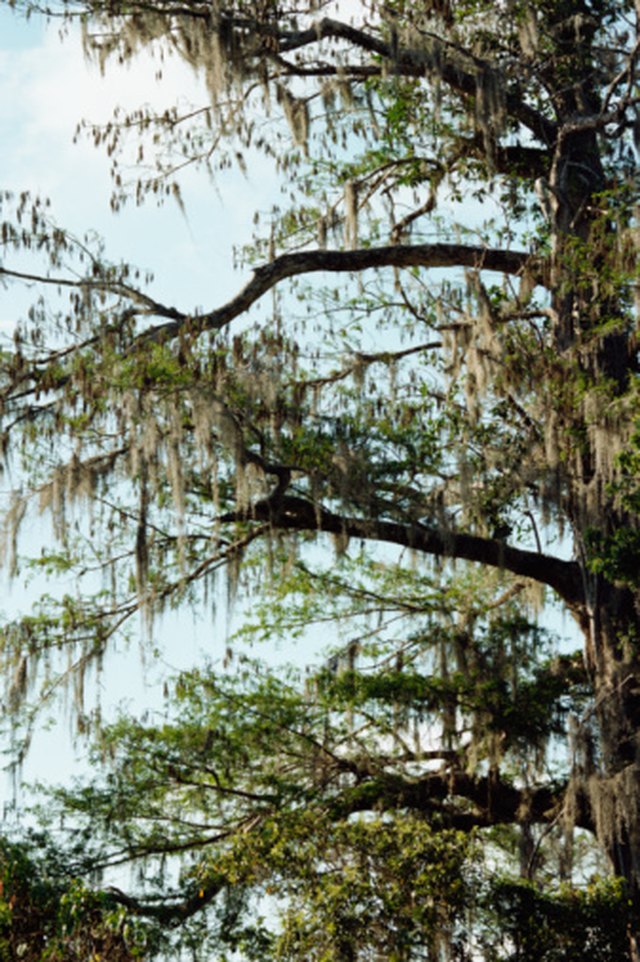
[0,2,372,803]
[0,3,290,796]
[0,3,284,324]
[0,0,579,808]
[0,1,394,805]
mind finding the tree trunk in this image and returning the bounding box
[584,576,640,957]
[548,88,640,951]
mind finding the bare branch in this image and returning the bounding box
[139,242,537,345]
[219,495,584,608]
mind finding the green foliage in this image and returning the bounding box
[0,835,148,962]
[586,527,640,587]
[271,815,474,961]
[480,875,633,961]
[2,0,640,959]
[24,643,623,959]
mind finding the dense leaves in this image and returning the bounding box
[0,836,149,961]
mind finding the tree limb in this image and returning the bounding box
[274,17,558,146]
[139,242,538,345]
[220,495,584,608]
[328,768,593,833]
[107,875,225,924]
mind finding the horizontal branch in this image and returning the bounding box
[107,874,225,924]
[220,495,584,608]
[1,243,539,361]
[329,768,593,832]
[276,17,557,146]
[0,264,182,320]
[557,96,640,141]
[140,242,537,345]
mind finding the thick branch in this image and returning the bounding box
[329,768,593,832]
[107,874,225,924]
[487,142,550,180]
[140,242,536,345]
[221,495,583,608]
[2,243,537,357]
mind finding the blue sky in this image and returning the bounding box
[0,1,354,805]
[0,3,282,321]
[0,5,45,47]
[0,3,285,793]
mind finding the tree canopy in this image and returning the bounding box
[2,0,640,958]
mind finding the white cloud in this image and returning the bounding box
[0,16,281,313]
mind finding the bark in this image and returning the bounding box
[221,494,584,609]
[138,242,536,346]
[585,579,640,947]
[548,127,640,962]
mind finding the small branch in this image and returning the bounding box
[0,264,184,320]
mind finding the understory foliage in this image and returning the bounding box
[0,835,149,961]
[2,0,640,958]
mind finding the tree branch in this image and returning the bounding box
[328,768,593,833]
[107,874,226,924]
[220,495,583,608]
[274,17,557,146]
[0,265,182,319]
[139,242,537,345]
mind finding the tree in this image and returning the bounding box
[2,0,640,957]
[0,833,149,960]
